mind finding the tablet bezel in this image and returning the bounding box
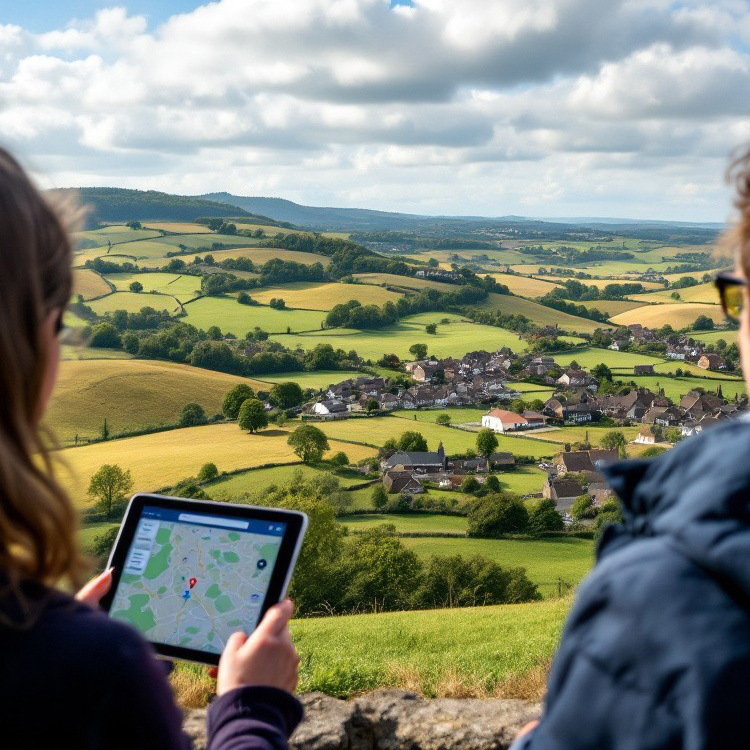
[99,493,308,666]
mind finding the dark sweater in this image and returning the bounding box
[0,578,303,749]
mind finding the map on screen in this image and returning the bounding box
[109,505,285,654]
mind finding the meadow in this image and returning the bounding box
[524,425,642,446]
[248,281,402,310]
[45,359,268,445]
[141,222,212,233]
[74,225,162,245]
[181,297,327,335]
[401,536,594,599]
[73,269,111,299]
[257,370,363,390]
[627,281,719,305]
[105,272,202,303]
[476,294,601,333]
[552,347,663,370]
[341,513,469,534]
[137,245,329,268]
[270,312,530,361]
[87,291,181,315]
[352,273,458,293]
[620,375,745,402]
[577,299,644,316]
[56,423,375,505]
[691,330,738,345]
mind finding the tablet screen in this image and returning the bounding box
[108,504,287,655]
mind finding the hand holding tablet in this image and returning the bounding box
[100,494,308,666]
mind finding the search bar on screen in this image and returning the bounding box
[178,513,249,530]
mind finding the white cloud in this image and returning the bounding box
[1,0,749,220]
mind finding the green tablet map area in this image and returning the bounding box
[110,510,284,654]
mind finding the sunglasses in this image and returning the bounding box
[715,272,749,322]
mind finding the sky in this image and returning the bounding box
[2,0,750,221]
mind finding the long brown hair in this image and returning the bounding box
[726,146,750,274]
[0,148,85,606]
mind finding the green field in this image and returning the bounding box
[285,596,573,698]
[476,294,601,333]
[341,514,468,534]
[249,282,402,311]
[402,536,594,599]
[135,245,329,268]
[46,358,268,444]
[525,425,642,446]
[60,345,134,360]
[691,330,738,345]
[398,408,488,424]
[352,273,458,293]
[270,312,530,361]
[619,375,745,402]
[552,347,663,370]
[87,291,181,315]
[106,272,202,303]
[182,297,326,335]
[74,226,162,245]
[256,370,363,390]
[316,414,558,459]
[628,281,719,305]
[206,463,365,500]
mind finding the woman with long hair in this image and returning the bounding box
[0,148,302,749]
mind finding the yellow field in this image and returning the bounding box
[141,222,212,233]
[137,246,329,268]
[232,223,307,236]
[535,276,665,290]
[46,359,270,445]
[662,268,727,283]
[73,269,111,300]
[248,282,402,310]
[627,282,720,305]
[56,423,375,505]
[488,274,560,298]
[352,273,457,293]
[577,299,644,316]
[610,303,727,328]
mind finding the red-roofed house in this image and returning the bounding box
[481,409,546,433]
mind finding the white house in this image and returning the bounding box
[481,409,545,433]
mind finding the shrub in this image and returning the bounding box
[330,451,349,467]
[129,281,143,293]
[467,492,529,538]
[435,414,451,426]
[570,494,596,520]
[179,402,207,427]
[197,462,219,481]
[89,323,121,348]
[372,484,388,509]
[460,476,480,493]
[485,474,501,492]
[528,499,565,535]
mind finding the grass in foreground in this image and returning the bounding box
[172,597,572,706]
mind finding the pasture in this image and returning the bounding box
[270,313,530,361]
[551,347,663,371]
[181,297,326,335]
[46,359,268,444]
[256,370,363,390]
[87,291,181,315]
[341,514,468,534]
[402,536,594,599]
[137,245,329,268]
[577,299,644,316]
[691,330,738,345]
[524,425,642,446]
[315,414,558,459]
[248,281,402,310]
[73,269,111,299]
[620,375,745,402]
[627,281,719,305]
[55,423,375,506]
[476,294,601,333]
[611,303,726,329]
[141,222,212,233]
[352,273,457,293]
[74,226,162,245]
[105,272,202,303]
[487,274,560,298]
[536,276,665,290]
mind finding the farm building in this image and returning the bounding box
[634,365,655,375]
[311,400,348,418]
[481,409,546,433]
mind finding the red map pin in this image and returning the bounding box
[189,577,197,589]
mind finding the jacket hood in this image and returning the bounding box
[600,418,750,598]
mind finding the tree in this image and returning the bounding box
[468,493,529,538]
[461,476,480,493]
[197,462,219,481]
[570,494,596,520]
[485,474,501,492]
[365,399,379,413]
[100,418,110,441]
[87,526,120,569]
[288,424,329,463]
[179,402,207,427]
[89,323,121,348]
[238,399,269,433]
[409,343,428,360]
[569,360,580,369]
[435,414,451,426]
[601,430,627,458]
[122,333,140,355]
[87,464,133,518]
[531,499,566,534]
[591,363,612,381]
[665,428,683,443]
[397,431,428,452]
[476,428,498,460]
[207,325,223,341]
[330,451,349,467]
[425,323,437,334]
[372,484,388,509]
[510,398,526,414]
[692,315,715,331]
[222,384,256,419]
[269,381,304,409]
[129,281,143,293]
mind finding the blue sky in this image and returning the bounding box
[2,0,749,221]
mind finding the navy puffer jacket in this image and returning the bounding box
[513,419,750,750]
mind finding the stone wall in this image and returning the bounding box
[184,690,541,750]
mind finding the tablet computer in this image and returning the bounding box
[100,493,308,666]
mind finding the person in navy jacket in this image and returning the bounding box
[0,148,302,748]
[513,148,750,749]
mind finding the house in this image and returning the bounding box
[412,364,441,382]
[311,400,348,418]
[450,457,488,474]
[609,339,629,351]
[377,393,400,411]
[697,353,726,371]
[383,471,424,495]
[381,443,447,473]
[481,409,546,433]
[557,369,593,388]
[634,365,655,375]
[543,476,586,511]
[556,449,619,475]
[635,426,656,444]
[490,452,516,469]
